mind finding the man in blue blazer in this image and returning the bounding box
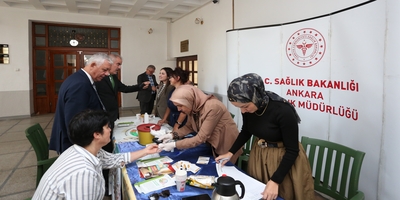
[137,65,158,114]
[49,53,112,154]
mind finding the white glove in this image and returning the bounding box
[157,133,173,142]
[150,128,166,137]
[158,142,176,152]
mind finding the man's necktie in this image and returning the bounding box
[148,75,155,94]
[93,83,106,111]
[109,75,115,88]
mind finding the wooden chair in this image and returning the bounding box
[301,136,365,200]
[25,123,58,187]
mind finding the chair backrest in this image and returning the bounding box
[243,135,256,156]
[25,123,50,162]
[301,136,365,200]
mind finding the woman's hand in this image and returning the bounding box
[261,180,279,200]
[157,133,173,142]
[158,142,176,152]
[157,119,166,125]
[215,152,233,167]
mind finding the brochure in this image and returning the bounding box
[134,174,176,194]
[139,163,174,179]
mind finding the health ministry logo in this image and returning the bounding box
[286,28,326,68]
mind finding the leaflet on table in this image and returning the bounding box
[116,121,135,127]
[138,153,160,161]
[139,163,174,179]
[196,156,210,164]
[136,156,174,167]
[216,165,268,200]
[172,160,201,173]
[134,174,176,194]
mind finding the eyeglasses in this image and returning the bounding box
[148,190,170,200]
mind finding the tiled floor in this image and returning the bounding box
[0,108,140,200]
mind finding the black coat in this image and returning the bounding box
[96,74,143,122]
[136,72,158,102]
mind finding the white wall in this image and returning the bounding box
[234,0,369,28]
[170,1,232,104]
[0,7,171,118]
[380,0,400,198]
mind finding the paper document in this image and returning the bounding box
[136,156,173,167]
[134,174,176,194]
[216,165,265,200]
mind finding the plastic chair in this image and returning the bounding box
[25,123,58,187]
[237,135,256,170]
[301,136,365,200]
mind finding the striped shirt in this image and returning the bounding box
[32,145,130,200]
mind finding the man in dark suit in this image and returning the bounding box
[95,54,149,195]
[137,65,158,114]
[95,54,149,152]
[49,53,112,154]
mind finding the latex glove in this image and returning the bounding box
[158,142,176,152]
[157,133,173,142]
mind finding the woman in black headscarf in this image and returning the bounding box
[216,73,314,200]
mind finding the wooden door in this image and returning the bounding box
[33,50,80,114]
[176,55,198,86]
[48,51,80,113]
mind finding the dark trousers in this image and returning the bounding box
[139,94,156,114]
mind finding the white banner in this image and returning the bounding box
[226,1,385,198]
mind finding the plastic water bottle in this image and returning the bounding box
[144,112,149,123]
[175,169,187,192]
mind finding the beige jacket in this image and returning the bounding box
[175,98,242,163]
[154,84,175,119]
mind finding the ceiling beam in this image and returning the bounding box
[126,0,147,18]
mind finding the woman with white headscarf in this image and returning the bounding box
[157,85,242,164]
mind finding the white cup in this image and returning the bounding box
[175,169,187,192]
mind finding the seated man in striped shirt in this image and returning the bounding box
[33,110,159,200]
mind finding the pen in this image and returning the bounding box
[217,158,230,172]
[217,157,229,163]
